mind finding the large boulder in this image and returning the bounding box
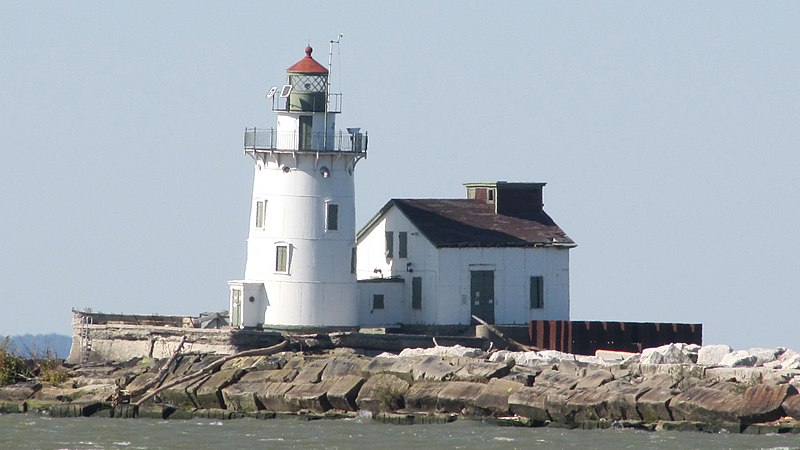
[254,382,294,412]
[436,381,485,414]
[399,345,486,359]
[221,370,277,412]
[0,381,41,402]
[669,383,743,423]
[637,387,677,422]
[283,380,335,412]
[575,369,614,390]
[598,379,641,420]
[404,382,446,411]
[720,350,758,368]
[195,368,243,409]
[641,344,695,365]
[473,378,525,416]
[697,344,732,366]
[362,356,399,378]
[355,374,409,412]
[746,348,785,367]
[320,357,369,380]
[452,360,512,382]
[544,388,578,424]
[325,375,364,411]
[258,368,299,383]
[737,383,797,424]
[565,388,608,422]
[507,385,551,422]
[782,393,800,419]
[292,358,329,384]
[157,375,207,409]
[534,369,579,390]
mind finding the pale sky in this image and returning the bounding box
[2,2,798,351]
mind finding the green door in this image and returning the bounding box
[299,116,312,150]
[470,270,495,324]
[231,289,242,328]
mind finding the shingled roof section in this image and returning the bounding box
[375,199,575,248]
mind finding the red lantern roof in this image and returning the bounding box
[286,46,328,74]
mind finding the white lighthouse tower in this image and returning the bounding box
[229,45,367,328]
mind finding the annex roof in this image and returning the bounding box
[286,46,329,74]
[358,199,576,248]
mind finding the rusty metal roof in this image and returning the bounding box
[358,199,575,249]
[286,46,329,74]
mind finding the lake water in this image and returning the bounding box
[2,413,799,450]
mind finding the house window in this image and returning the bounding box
[275,245,289,273]
[326,203,339,231]
[255,200,266,229]
[530,276,544,309]
[467,188,476,199]
[487,189,495,204]
[412,277,422,310]
[372,294,384,310]
[351,247,357,274]
[385,231,394,258]
[398,232,408,258]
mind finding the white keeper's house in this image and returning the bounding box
[355,182,575,326]
[229,46,575,328]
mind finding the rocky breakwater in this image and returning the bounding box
[2,342,800,434]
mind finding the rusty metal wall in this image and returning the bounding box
[528,320,702,355]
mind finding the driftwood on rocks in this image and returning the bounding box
[127,336,186,398]
[471,315,541,352]
[134,340,287,406]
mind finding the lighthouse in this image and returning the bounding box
[229,45,367,328]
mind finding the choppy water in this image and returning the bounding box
[1,413,799,450]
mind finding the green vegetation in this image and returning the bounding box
[0,336,70,387]
[0,338,30,386]
[374,381,404,411]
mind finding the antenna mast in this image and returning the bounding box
[324,33,343,150]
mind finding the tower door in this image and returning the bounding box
[470,270,495,324]
[231,289,242,328]
[298,116,313,150]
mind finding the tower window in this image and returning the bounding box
[372,294,384,310]
[412,277,422,310]
[255,200,266,229]
[326,203,339,231]
[530,276,544,309]
[398,232,408,258]
[275,245,289,273]
[385,232,394,258]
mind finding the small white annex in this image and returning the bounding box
[356,182,576,326]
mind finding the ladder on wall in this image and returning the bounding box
[79,315,93,364]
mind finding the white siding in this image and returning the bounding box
[356,205,571,325]
[438,247,570,324]
[356,206,439,324]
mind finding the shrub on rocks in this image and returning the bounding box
[355,374,409,412]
